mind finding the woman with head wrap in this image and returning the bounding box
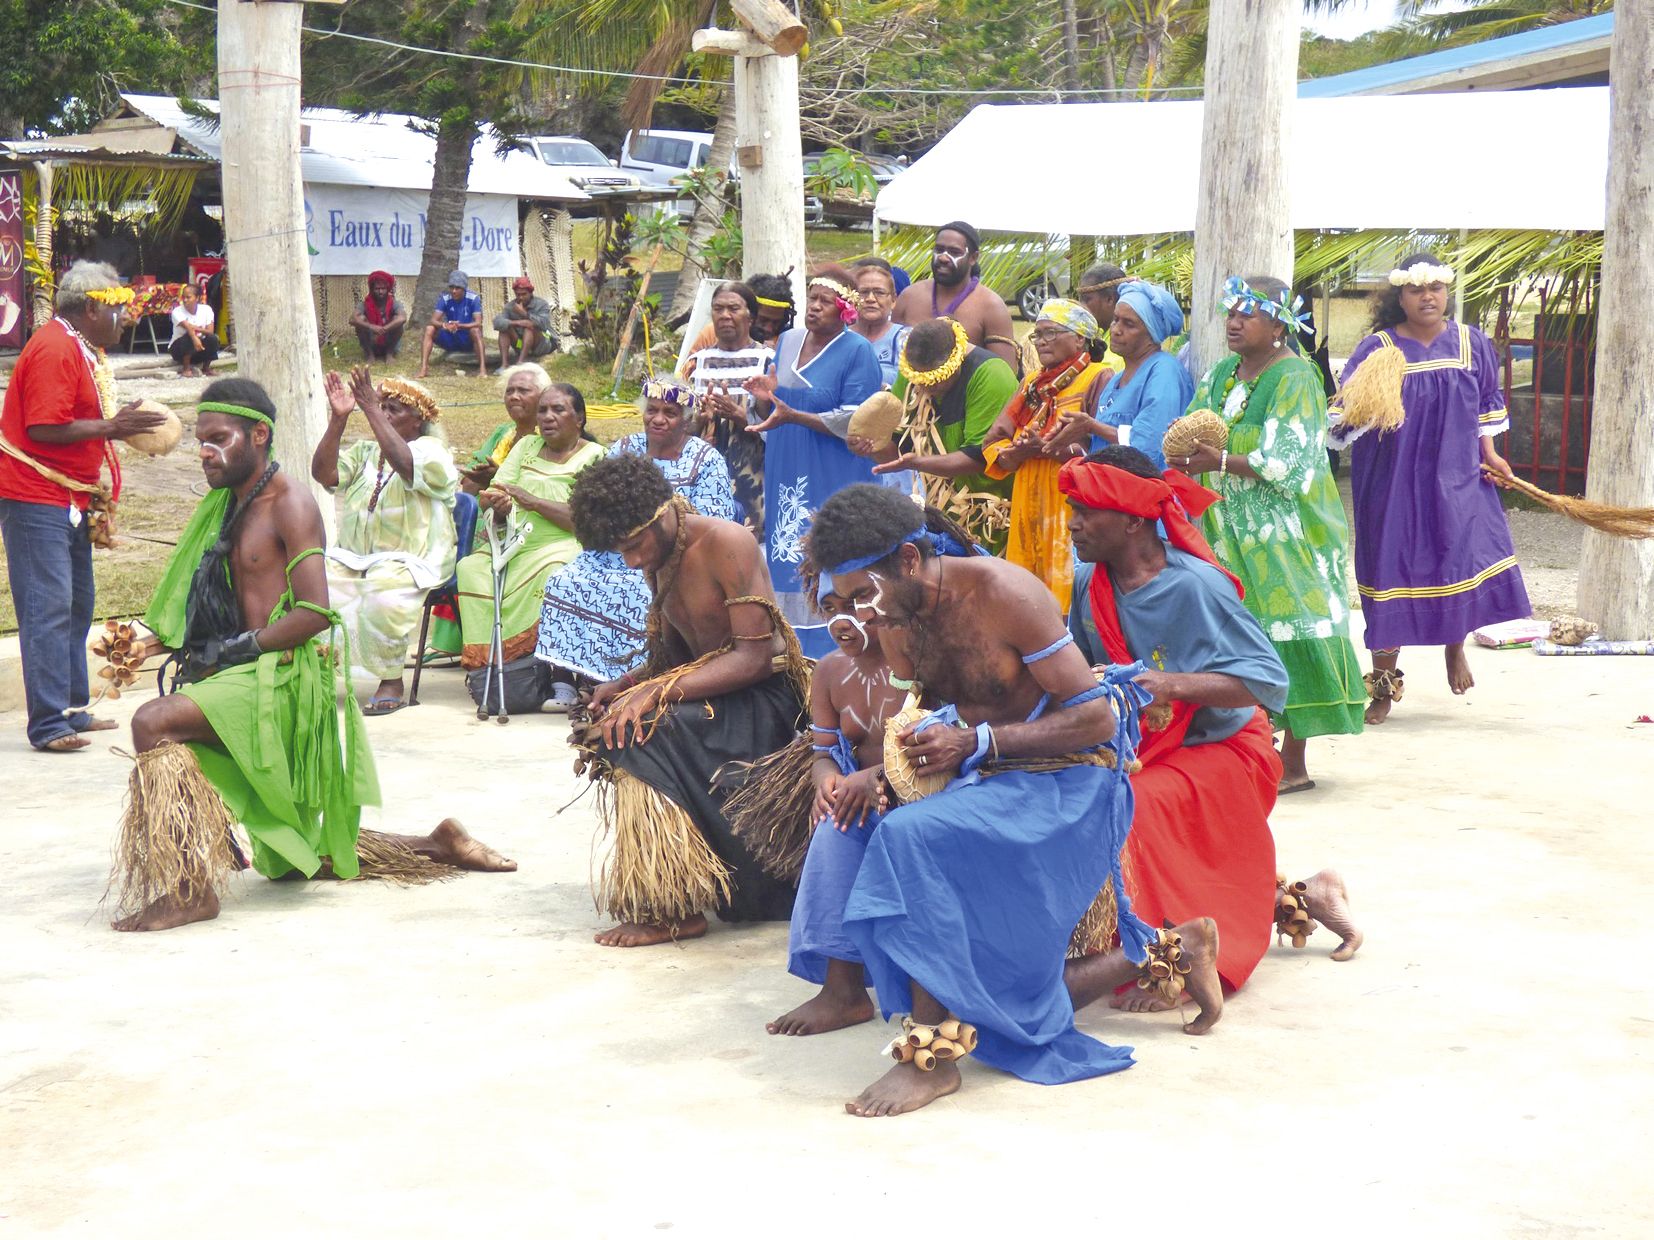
[313,369,457,715]
[1178,276,1365,793]
[886,298,1110,610]
[1051,281,1193,473]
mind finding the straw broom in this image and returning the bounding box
[1486,467,1654,539]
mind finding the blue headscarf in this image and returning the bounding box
[1116,281,1185,344]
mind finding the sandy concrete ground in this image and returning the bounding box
[3,628,1651,1238]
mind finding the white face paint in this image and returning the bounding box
[199,440,229,466]
[828,612,871,654]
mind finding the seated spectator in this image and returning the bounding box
[418,269,487,379]
[493,276,555,370]
[536,378,734,706]
[460,363,549,495]
[351,270,407,361]
[169,282,220,377]
[312,368,457,715]
[454,382,604,668]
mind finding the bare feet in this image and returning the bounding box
[42,734,90,752]
[425,818,517,871]
[1105,917,1223,1035]
[1364,696,1392,726]
[594,913,708,947]
[415,367,429,379]
[77,717,119,733]
[1445,643,1474,695]
[112,886,220,932]
[846,1058,961,1117]
[768,988,875,1036]
[1298,868,1363,961]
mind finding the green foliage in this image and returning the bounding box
[571,212,658,360]
[805,148,879,201]
[696,210,743,277]
[0,0,213,137]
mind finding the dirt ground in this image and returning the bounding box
[2,610,1651,1235]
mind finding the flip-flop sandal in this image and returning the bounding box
[362,697,407,716]
[1278,779,1317,796]
[42,734,91,752]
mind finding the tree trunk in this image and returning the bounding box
[412,115,479,328]
[735,52,807,307]
[1061,0,1082,93]
[669,85,738,320]
[1190,0,1299,378]
[1578,0,1654,638]
[216,0,328,512]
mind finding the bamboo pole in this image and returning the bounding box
[609,242,665,394]
[1578,0,1654,637]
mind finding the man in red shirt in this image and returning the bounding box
[0,261,166,751]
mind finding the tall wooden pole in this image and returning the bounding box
[217,0,329,512]
[734,52,807,306]
[1578,0,1654,638]
[1190,0,1300,379]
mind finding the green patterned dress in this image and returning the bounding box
[1191,354,1365,739]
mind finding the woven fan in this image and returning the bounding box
[848,390,905,449]
[1330,345,1405,433]
[1161,409,1229,461]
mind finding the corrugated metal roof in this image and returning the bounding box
[0,141,214,166]
[1299,13,1614,97]
[117,94,591,203]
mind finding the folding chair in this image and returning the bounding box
[407,490,479,706]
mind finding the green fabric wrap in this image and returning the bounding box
[145,496,381,879]
[143,487,233,648]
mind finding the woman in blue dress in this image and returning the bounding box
[535,378,733,702]
[744,265,884,657]
[1053,281,1193,470]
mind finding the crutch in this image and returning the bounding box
[478,507,527,724]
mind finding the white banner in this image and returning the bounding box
[301,184,521,277]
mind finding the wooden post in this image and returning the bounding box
[734,51,807,306]
[695,17,807,308]
[1578,0,1654,638]
[217,0,329,513]
[1190,0,1300,379]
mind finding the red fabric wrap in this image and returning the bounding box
[1063,458,1278,990]
[1122,709,1281,990]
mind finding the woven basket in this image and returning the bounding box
[1161,409,1229,461]
[882,700,953,804]
[848,390,905,448]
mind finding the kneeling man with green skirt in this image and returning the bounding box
[110,378,514,932]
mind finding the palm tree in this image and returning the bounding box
[1387,0,1611,51]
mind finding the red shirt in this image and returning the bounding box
[0,320,107,509]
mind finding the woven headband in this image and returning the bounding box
[624,498,676,540]
[756,295,792,309]
[1076,275,1131,294]
[197,400,275,429]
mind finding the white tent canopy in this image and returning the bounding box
[875,88,1610,236]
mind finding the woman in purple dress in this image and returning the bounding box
[1331,252,1529,724]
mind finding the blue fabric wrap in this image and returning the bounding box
[825,525,972,577]
[1116,282,1184,343]
[843,758,1142,1085]
[789,727,883,983]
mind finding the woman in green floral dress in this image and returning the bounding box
[1171,275,1364,793]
